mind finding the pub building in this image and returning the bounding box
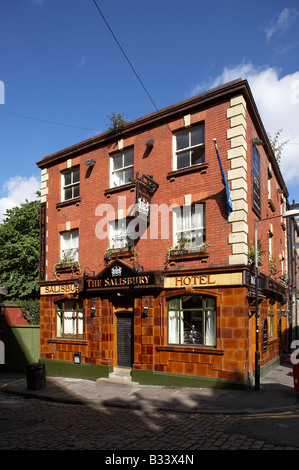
[37,79,292,388]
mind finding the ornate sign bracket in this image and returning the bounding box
[134,172,159,195]
[133,173,159,221]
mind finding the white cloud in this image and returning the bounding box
[190,63,299,186]
[0,175,40,223]
[265,8,299,42]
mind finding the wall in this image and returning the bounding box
[41,99,236,282]
[5,325,40,373]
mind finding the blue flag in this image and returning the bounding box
[213,139,233,215]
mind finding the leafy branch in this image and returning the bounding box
[267,129,289,166]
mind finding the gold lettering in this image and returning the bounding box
[199,275,208,285]
[172,275,217,287]
[144,275,150,284]
[41,284,79,295]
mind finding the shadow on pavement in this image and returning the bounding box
[0,362,298,450]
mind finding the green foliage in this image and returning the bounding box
[267,129,289,166]
[21,298,40,325]
[106,112,128,131]
[248,242,264,267]
[0,197,40,301]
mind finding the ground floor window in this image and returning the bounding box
[167,295,216,346]
[56,300,83,338]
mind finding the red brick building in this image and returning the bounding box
[36,79,291,388]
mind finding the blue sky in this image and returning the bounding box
[0,0,299,221]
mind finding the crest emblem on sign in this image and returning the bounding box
[111,266,122,277]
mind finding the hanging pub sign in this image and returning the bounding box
[134,173,159,223]
[252,145,261,217]
[82,259,161,291]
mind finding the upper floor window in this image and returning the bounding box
[173,203,205,249]
[111,148,134,188]
[174,123,205,170]
[61,229,79,262]
[168,295,216,347]
[109,218,134,249]
[56,300,83,339]
[62,167,80,201]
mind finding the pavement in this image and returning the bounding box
[0,361,298,414]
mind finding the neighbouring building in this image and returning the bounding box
[36,79,294,388]
[287,202,299,344]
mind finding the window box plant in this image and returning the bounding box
[166,241,209,265]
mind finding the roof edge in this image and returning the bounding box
[35,78,288,197]
[36,79,245,168]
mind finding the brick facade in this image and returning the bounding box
[37,79,290,388]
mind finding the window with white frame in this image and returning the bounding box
[56,300,83,338]
[174,123,205,170]
[110,148,134,187]
[60,229,79,262]
[173,204,205,249]
[168,296,216,346]
[109,219,134,249]
[61,167,80,201]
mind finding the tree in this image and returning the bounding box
[0,197,40,302]
[106,112,128,131]
[268,129,289,166]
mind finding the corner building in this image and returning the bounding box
[37,79,290,388]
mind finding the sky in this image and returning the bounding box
[0,0,298,222]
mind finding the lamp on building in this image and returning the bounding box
[90,299,96,317]
[254,209,299,390]
[86,158,96,166]
[84,267,95,277]
[252,138,264,146]
[142,297,149,317]
[145,139,154,147]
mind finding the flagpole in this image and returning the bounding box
[213,139,233,215]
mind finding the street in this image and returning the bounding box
[0,391,298,451]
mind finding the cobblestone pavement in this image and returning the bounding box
[0,392,298,451]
